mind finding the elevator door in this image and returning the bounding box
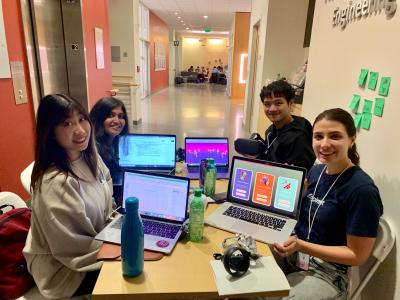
[30,0,88,108]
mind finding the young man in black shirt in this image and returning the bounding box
[258,80,315,171]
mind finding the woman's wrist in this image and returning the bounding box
[296,237,306,253]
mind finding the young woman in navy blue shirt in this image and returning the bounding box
[273,108,383,299]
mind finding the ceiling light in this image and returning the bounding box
[186,27,189,30]
[178,16,181,19]
[203,15,208,19]
[180,20,184,23]
[185,38,199,44]
[175,12,178,15]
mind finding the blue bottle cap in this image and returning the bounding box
[125,197,139,211]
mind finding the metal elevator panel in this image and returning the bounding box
[31,0,69,96]
[28,0,88,109]
[61,0,88,107]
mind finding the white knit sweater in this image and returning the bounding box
[23,156,113,299]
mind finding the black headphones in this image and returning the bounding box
[221,246,251,277]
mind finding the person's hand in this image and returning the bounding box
[273,236,302,257]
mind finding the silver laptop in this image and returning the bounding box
[185,137,230,179]
[96,170,190,254]
[113,134,176,185]
[206,156,306,245]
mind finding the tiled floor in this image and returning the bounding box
[131,84,251,154]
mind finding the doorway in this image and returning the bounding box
[244,21,260,132]
[21,0,88,109]
[140,40,150,99]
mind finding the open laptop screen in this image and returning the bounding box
[185,137,229,167]
[118,134,176,168]
[228,156,306,219]
[122,171,189,223]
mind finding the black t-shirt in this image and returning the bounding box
[295,164,383,246]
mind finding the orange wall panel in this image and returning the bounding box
[0,0,35,199]
[82,0,112,108]
[149,11,169,93]
[231,12,250,99]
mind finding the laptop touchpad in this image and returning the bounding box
[232,221,259,235]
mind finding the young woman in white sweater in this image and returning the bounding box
[23,94,113,299]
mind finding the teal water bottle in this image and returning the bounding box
[189,188,205,242]
[204,158,216,197]
[121,197,144,277]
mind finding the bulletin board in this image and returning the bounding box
[0,2,11,78]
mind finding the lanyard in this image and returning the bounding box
[307,164,350,241]
[265,132,278,156]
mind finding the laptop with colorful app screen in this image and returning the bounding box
[95,170,190,254]
[113,134,176,185]
[206,156,306,244]
[185,137,229,179]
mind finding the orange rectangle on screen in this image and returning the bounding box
[252,172,275,206]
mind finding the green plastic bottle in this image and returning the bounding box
[204,158,216,197]
[189,188,204,242]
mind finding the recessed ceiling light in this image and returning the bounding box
[203,15,208,19]
[186,27,189,30]
[178,16,181,19]
[175,12,178,15]
[180,20,184,23]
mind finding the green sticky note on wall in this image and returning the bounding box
[358,69,368,86]
[349,94,361,111]
[374,98,385,117]
[363,99,373,113]
[378,77,391,96]
[368,72,379,90]
[354,113,362,128]
[361,113,372,130]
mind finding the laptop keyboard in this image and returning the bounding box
[111,217,181,239]
[142,219,181,239]
[223,206,286,231]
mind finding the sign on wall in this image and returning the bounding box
[333,0,397,28]
[0,3,11,78]
[95,27,104,69]
[154,42,166,71]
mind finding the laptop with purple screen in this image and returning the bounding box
[185,137,230,179]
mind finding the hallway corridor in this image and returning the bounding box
[131,84,251,152]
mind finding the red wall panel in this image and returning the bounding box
[0,0,35,199]
[81,0,112,108]
[149,11,169,93]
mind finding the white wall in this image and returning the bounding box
[303,1,399,299]
[245,0,309,134]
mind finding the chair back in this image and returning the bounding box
[348,217,395,300]
[20,161,34,195]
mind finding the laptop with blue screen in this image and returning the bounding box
[113,134,176,185]
[206,156,306,245]
[185,137,230,179]
[95,170,190,254]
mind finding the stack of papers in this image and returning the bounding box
[210,256,290,296]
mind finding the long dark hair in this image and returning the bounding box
[89,97,128,161]
[313,108,360,166]
[31,94,98,191]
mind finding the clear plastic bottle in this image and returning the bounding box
[121,197,144,277]
[204,158,216,197]
[189,188,204,242]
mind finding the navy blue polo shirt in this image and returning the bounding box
[295,164,383,246]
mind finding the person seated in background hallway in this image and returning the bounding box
[195,66,200,73]
[272,108,383,299]
[23,94,113,299]
[89,97,129,182]
[211,66,219,74]
[259,80,315,170]
[188,65,194,72]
